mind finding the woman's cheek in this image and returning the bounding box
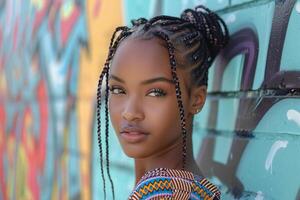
[109,98,122,127]
[145,100,178,124]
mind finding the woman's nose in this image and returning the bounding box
[122,97,145,122]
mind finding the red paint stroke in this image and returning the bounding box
[47,0,63,36]
[0,105,7,200]
[36,78,48,170]
[93,0,101,17]
[60,4,80,46]
[0,103,4,133]
[32,0,52,35]
[21,17,30,49]
[0,27,3,47]
[13,18,19,51]
[0,57,3,70]
[0,54,7,71]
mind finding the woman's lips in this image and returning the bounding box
[120,131,148,143]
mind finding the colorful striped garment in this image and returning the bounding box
[128,168,220,200]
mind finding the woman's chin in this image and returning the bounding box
[120,145,153,159]
[118,140,151,158]
[122,148,147,159]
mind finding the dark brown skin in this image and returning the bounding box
[108,37,207,184]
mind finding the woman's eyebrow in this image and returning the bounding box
[109,74,174,85]
[109,74,125,83]
[141,77,174,85]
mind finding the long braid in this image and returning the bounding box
[97,26,133,199]
[105,68,115,199]
[97,26,129,199]
[153,31,188,169]
[103,30,133,199]
[96,28,122,200]
[96,67,107,199]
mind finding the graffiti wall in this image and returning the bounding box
[1,0,299,200]
[0,0,123,199]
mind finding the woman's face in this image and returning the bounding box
[108,37,196,159]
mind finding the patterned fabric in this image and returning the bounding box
[128,168,220,200]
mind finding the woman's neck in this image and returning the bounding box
[133,134,202,185]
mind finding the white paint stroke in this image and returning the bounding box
[296,2,300,14]
[287,109,300,127]
[225,14,236,24]
[195,0,207,6]
[49,60,65,86]
[255,191,264,200]
[265,140,288,174]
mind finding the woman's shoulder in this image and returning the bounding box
[128,168,220,200]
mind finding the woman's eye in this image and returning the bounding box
[109,86,125,95]
[147,88,167,97]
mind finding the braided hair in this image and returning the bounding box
[96,5,229,199]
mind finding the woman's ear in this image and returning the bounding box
[188,85,207,115]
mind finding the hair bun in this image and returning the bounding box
[180,5,229,60]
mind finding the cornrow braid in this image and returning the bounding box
[181,5,229,62]
[148,15,183,25]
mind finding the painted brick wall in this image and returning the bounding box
[119,0,300,199]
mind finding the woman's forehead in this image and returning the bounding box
[110,38,172,77]
[109,37,190,89]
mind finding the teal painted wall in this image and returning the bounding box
[101,0,300,199]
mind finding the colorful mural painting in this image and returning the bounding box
[1,0,300,200]
[0,0,123,199]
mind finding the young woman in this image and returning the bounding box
[97,5,229,200]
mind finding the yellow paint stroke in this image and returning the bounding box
[30,0,43,10]
[78,0,123,199]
